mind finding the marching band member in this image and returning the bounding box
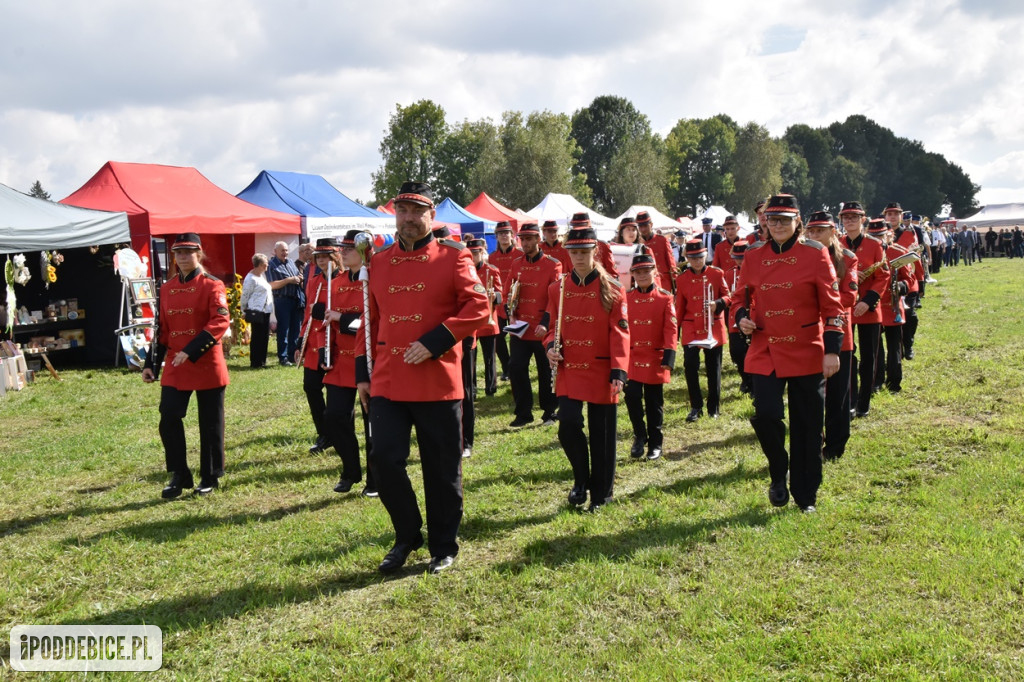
[322,232,376,496]
[506,223,563,427]
[545,225,630,512]
[296,238,336,457]
[870,220,915,394]
[624,246,677,461]
[726,242,752,394]
[356,181,489,575]
[840,201,887,418]
[747,200,768,245]
[142,233,230,499]
[885,202,922,360]
[488,221,522,383]
[540,220,572,272]
[462,238,503,458]
[804,212,858,461]
[567,212,619,278]
[675,238,730,422]
[712,214,742,271]
[636,210,677,291]
[734,195,845,513]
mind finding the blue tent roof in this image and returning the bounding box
[434,198,497,238]
[237,170,381,218]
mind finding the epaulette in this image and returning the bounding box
[657,287,672,296]
[889,242,909,254]
[378,242,397,253]
[438,238,466,250]
[201,272,222,282]
[842,248,856,259]
[864,234,883,243]
[747,240,767,251]
[800,238,825,250]
[707,264,725,273]
[542,254,560,264]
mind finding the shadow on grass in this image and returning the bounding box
[0,498,165,537]
[462,466,574,493]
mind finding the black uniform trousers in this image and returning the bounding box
[875,325,904,392]
[461,336,477,450]
[823,349,853,459]
[902,291,919,355]
[624,381,664,449]
[303,366,328,443]
[369,397,463,558]
[476,335,498,395]
[851,323,881,414]
[324,384,374,488]
[683,345,723,414]
[509,336,556,421]
[159,385,226,481]
[728,330,750,390]
[749,372,824,508]
[557,397,617,505]
[495,329,510,376]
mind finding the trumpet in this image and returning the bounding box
[688,277,718,349]
[506,279,521,321]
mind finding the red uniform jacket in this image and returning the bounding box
[626,284,677,384]
[475,262,503,338]
[299,270,328,370]
[893,227,922,292]
[544,270,630,404]
[641,232,677,290]
[157,268,230,391]
[835,248,859,352]
[356,234,489,401]
[733,236,845,378]
[323,269,365,388]
[712,237,741,272]
[675,265,731,347]
[843,233,887,325]
[506,251,562,342]
[596,240,618,277]
[488,246,523,321]
[540,241,572,273]
[881,243,915,327]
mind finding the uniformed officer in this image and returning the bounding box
[505,223,563,427]
[675,239,731,421]
[712,214,742,271]
[733,195,845,513]
[540,219,572,272]
[840,201,887,418]
[463,238,503,457]
[321,231,376,496]
[142,233,230,498]
[488,221,522,382]
[296,238,338,456]
[885,202,922,360]
[870,220,915,394]
[356,181,490,575]
[726,241,752,394]
[545,225,630,512]
[803,212,859,461]
[624,246,677,460]
[636,210,677,291]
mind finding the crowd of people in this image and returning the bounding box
[144,180,1007,574]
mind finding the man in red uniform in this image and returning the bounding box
[840,201,888,418]
[540,220,572,272]
[488,221,522,381]
[505,223,563,427]
[870,220,915,394]
[885,202,922,360]
[712,215,742,272]
[461,238,503,457]
[636,210,677,291]
[296,239,336,456]
[143,233,230,498]
[726,241,752,394]
[675,239,731,421]
[356,182,489,575]
[544,225,630,512]
[624,246,677,460]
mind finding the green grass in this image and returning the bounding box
[2,259,1023,680]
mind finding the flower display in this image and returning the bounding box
[225,273,250,351]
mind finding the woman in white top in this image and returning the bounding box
[240,253,275,368]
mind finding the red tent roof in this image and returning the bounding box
[378,200,395,214]
[465,192,528,231]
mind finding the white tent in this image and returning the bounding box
[694,205,754,237]
[1,183,129,253]
[525,193,616,239]
[610,205,681,233]
[957,203,1024,229]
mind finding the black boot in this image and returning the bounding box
[161,470,194,499]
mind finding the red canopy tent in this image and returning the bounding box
[465,192,531,234]
[61,162,301,279]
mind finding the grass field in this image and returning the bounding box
[2,258,1023,680]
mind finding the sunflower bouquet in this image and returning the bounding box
[225,273,250,353]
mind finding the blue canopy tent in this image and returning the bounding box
[434,198,497,251]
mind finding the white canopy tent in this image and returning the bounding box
[525,193,616,239]
[957,203,1024,229]
[1,183,129,253]
[610,205,681,233]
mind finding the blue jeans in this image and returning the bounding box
[274,296,301,363]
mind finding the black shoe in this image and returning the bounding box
[586,502,604,513]
[509,416,533,428]
[630,437,647,459]
[685,409,702,423]
[309,437,331,455]
[485,390,496,396]
[195,478,219,496]
[739,381,752,394]
[904,349,915,360]
[646,447,662,461]
[768,481,789,507]
[161,471,194,499]
[462,447,472,459]
[361,486,379,498]
[378,539,424,574]
[887,385,902,394]
[334,477,356,493]
[567,486,587,506]
[822,450,841,462]
[855,408,869,418]
[279,360,295,367]
[708,411,720,419]
[427,555,455,574]
[499,373,509,381]
[800,505,817,514]
[541,412,558,426]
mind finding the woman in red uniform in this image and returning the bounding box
[733,195,845,513]
[870,220,915,394]
[142,233,230,499]
[675,239,731,422]
[318,233,376,496]
[545,225,630,512]
[803,211,858,461]
[296,239,335,456]
[624,246,677,461]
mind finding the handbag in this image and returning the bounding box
[244,309,267,324]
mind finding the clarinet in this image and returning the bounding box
[551,273,566,388]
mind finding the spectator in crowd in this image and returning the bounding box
[240,253,275,369]
[267,241,304,365]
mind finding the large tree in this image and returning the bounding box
[434,118,499,207]
[371,100,449,204]
[571,95,651,213]
[780,148,812,203]
[939,160,980,218]
[730,123,783,215]
[782,124,835,211]
[665,115,737,217]
[604,134,668,213]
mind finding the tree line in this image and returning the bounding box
[371,95,979,220]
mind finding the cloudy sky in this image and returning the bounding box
[2,0,1022,213]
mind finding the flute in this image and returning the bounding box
[324,260,332,369]
[296,282,324,369]
[551,273,566,388]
